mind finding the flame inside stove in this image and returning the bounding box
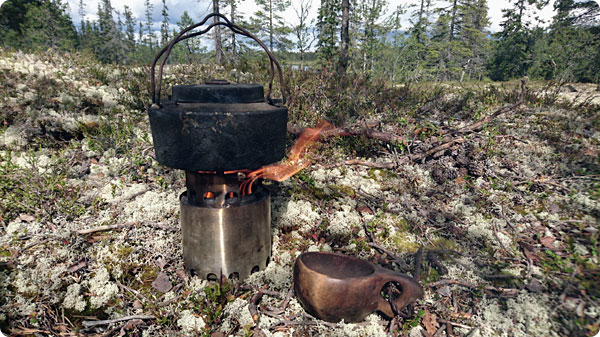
[241,121,334,195]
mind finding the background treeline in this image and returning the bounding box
[0,0,598,83]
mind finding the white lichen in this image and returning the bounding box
[473,292,558,337]
[177,309,205,333]
[88,267,119,308]
[62,283,86,312]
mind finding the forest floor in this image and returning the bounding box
[0,50,599,337]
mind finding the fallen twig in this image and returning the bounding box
[427,251,448,275]
[249,290,264,323]
[439,319,473,330]
[82,315,155,328]
[116,281,150,304]
[368,243,410,272]
[270,319,337,331]
[77,224,130,235]
[332,159,397,169]
[76,222,176,235]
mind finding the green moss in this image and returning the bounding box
[395,217,412,232]
[392,232,420,253]
[430,237,459,251]
[330,184,355,197]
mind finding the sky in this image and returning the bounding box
[54,0,560,34]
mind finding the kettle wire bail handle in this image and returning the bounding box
[150,12,286,106]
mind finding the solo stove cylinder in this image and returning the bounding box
[180,173,272,280]
[147,13,287,280]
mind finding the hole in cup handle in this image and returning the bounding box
[376,272,424,318]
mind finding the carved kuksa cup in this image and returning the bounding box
[293,252,423,323]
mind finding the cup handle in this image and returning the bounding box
[375,271,424,318]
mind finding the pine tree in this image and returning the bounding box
[213,0,224,64]
[338,0,350,72]
[292,0,315,68]
[177,10,200,63]
[222,0,244,58]
[251,0,292,52]
[352,0,388,75]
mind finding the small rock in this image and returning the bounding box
[19,214,36,222]
[526,278,544,293]
[152,272,172,293]
[548,203,560,214]
[437,285,451,297]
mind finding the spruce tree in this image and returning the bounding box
[20,0,78,51]
[316,0,341,62]
[144,0,156,51]
[489,0,540,81]
[160,0,169,46]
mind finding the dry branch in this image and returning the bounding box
[81,315,155,328]
[413,79,526,162]
[287,123,405,144]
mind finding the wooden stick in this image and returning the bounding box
[76,222,176,235]
[413,247,423,281]
[82,315,155,328]
[77,224,130,235]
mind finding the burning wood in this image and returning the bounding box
[241,121,334,195]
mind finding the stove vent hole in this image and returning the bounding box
[266,256,270,266]
[251,265,260,274]
[225,192,238,202]
[189,269,197,276]
[207,273,218,281]
[228,272,239,280]
[204,192,215,200]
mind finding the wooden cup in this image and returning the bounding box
[293,251,423,323]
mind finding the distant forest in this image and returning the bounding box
[0,0,599,83]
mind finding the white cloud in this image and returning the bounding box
[63,0,556,36]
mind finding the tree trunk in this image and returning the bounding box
[449,0,457,40]
[269,0,273,51]
[338,0,350,72]
[213,0,223,65]
[230,1,236,58]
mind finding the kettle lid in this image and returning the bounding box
[172,82,264,104]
